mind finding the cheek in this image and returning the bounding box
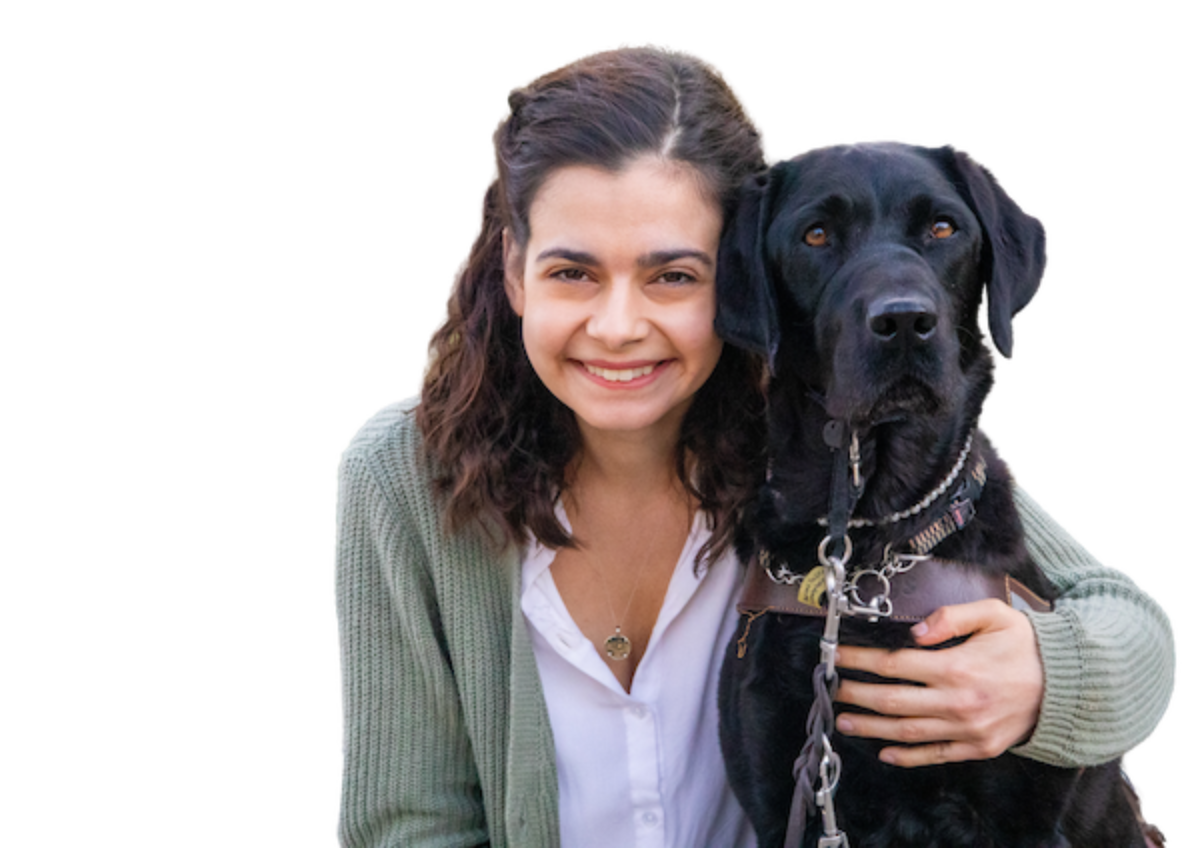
[519,302,572,370]
[520,313,549,363]
[698,334,725,376]
[667,303,723,372]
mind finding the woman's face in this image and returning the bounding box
[505,156,724,447]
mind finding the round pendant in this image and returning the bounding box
[605,631,632,661]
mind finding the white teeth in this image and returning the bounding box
[585,363,656,382]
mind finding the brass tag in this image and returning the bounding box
[796,568,827,609]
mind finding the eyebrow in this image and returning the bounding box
[534,247,715,268]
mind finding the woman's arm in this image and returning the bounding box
[1009,486,1174,765]
[834,486,1174,768]
[337,449,489,848]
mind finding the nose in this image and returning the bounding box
[867,296,939,344]
[588,282,649,348]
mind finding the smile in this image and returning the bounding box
[576,357,672,383]
[583,362,658,383]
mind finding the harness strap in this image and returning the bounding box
[907,452,988,555]
[739,556,1053,621]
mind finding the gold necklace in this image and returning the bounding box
[593,555,650,662]
[564,487,687,662]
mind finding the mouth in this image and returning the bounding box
[583,362,657,381]
[573,357,672,388]
[581,361,661,384]
[860,379,943,423]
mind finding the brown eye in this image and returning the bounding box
[931,219,955,239]
[804,226,828,247]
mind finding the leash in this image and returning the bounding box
[781,420,862,848]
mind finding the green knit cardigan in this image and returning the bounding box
[336,401,1174,848]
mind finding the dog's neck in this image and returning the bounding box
[757,356,993,561]
[850,418,974,524]
[825,431,977,530]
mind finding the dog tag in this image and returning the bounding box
[823,420,846,449]
[797,568,828,609]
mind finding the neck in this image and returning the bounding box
[564,420,695,549]
[759,386,978,539]
[571,417,685,499]
[854,417,975,523]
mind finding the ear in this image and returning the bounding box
[936,148,1046,358]
[715,168,781,372]
[502,228,525,316]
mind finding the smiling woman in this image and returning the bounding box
[340,47,769,848]
[416,49,766,565]
[503,157,725,443]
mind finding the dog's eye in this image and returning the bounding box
[931,219,956,239]
[804,226,828,247]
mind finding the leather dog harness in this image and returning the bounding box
[745,425,1054,848]
[738,556,1052,623]
[735,552,1054,674]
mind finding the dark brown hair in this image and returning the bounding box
[417,47,767,564]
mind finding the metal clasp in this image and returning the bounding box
[817,544,848,681]
[849,430,862,492]
[816,734,850,847]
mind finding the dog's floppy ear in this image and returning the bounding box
[716,168,780,372]
[936,148,1047,358]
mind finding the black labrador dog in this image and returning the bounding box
[715,144,1147,847]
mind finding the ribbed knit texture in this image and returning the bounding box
[1012,487,1174,766]
[337,401,558,847]
[336,401,1174,845]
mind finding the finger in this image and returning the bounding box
[836,644,944,685]
[835,711,958,746]
[876,740,988,769]
[835,678,939,718]
[910,598,1015,647]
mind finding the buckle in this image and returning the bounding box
[949,496,976,530]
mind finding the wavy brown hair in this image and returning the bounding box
[417,47,767,565]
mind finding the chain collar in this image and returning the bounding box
[817,433,975,529]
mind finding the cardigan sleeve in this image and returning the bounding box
[1010,486,1174,767]
[336,446,489,848]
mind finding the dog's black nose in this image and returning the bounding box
[867,297,939,343]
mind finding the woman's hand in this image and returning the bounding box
[833,599,1044,768]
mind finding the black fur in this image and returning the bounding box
[716,144,1144,847]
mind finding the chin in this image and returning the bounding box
[571,397,693,442]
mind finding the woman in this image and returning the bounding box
[336,47,1173,847]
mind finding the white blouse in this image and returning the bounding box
[520,511,755,848]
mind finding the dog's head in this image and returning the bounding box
[716,143,1045,427]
